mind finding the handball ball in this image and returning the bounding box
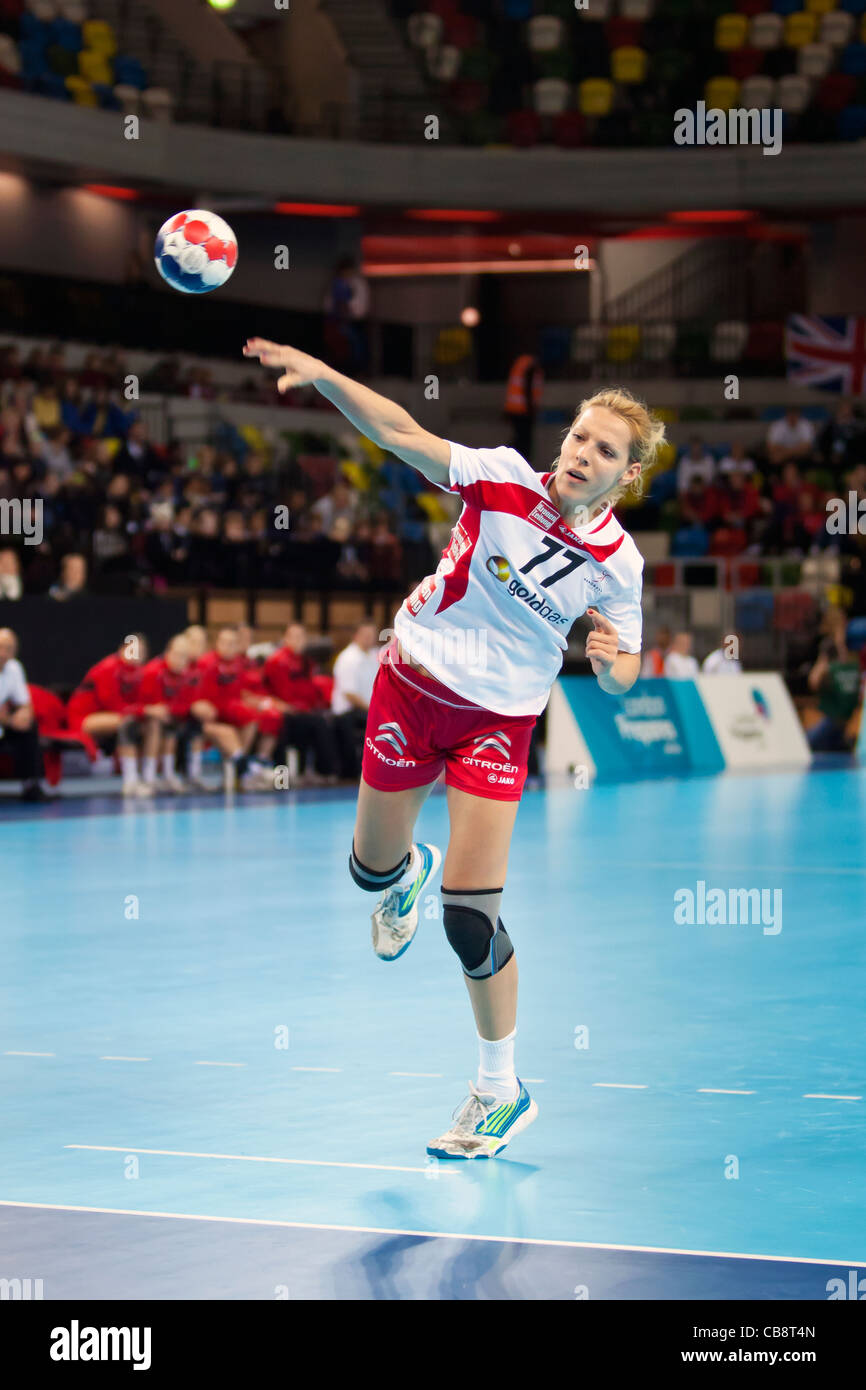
[154,209,238,294]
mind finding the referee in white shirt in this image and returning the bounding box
[0,628,47,801]
[331,619,381,777]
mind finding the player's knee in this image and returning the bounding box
[348,841,410,892]
[117,717,142,745]
[442,888,512,979]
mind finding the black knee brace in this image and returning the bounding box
[442,887,513,979]
[349,841,410,892]
[117,717,143,745]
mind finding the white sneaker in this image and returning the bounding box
[240,765,276,791]
[187,775,215,793]
[427,1080,537,1160]
[371,843,441,961]
[133,781,155,798]
[222,761,237,794]
[161,774,188,794]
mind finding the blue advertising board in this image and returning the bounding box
[556,677,725,781]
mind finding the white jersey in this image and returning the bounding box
[392,441,644,716]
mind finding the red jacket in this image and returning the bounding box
[262,647,325,712]
[74,654,143,714]
[195,650,255,710]
[138,656,199,717]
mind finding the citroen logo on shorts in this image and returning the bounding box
[471,731,512,761]
[375,720,408,756]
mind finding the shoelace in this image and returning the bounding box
[450,1083,493,1136]
[377,887,404,930]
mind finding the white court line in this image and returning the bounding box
[64,1144,442,1176]
[3,1051,55,1057]
[291,1066,342,1073]
[2,1198,864,1268]
[194,1061,245,1068]
[593,1083,648,1090]
[99,1056,151,1062]
[698,1089,756,1095]
[628,861,866,877]
[803,1093,862,1101]
[389,1072,443,1078]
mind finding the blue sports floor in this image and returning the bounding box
[1,767,864,1299]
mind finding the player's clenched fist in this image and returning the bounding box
[585,608,620,676]
[242,339,324,393]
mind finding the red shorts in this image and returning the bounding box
[218,699,283,738]
[361,645,536,802]
[66,693,97,731]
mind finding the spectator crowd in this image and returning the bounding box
[638,404,866,564]
[0,340,439,598]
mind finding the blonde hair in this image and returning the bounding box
[557,386,667,509]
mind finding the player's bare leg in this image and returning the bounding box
[139,713,165,795]
[82,711,142,796]
[443,785,520,1041]
[427,785,536,1160]
[352,777,442,960]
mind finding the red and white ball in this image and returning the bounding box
[154,209,238,295]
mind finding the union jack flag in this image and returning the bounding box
[785,315,866,395]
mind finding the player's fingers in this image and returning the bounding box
[586,607,617,635]
[277,373,300,392]
[243,340,286,364]
[243,337,281,354]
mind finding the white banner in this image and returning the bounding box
[696,673,811,771]
[545,680,597,780]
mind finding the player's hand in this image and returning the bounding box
[585,608,620,676]
[242,339,324,393]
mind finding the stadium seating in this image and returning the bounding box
[390,0,866,147]
[3,3,147,110]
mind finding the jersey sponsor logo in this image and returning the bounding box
[471,732,512,760]
[406,576,438,616]
[528,498,560,530]
[374,720,410,756]
[486,554,511,582]
[462,756,519,773]
[486,550,571,626]
[487,772,516,785]
[441,519,473,577]
[366,737,417,768]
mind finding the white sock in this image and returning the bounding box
[189,747,203,777]
[478,1028,518,1102]
[161,753,175,779]
[142,756,157,784]
[121,755,139,789]
[391,843,421,891]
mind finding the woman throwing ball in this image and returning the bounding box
[244,337,665,1159]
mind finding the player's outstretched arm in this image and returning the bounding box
[243,338,450,487]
